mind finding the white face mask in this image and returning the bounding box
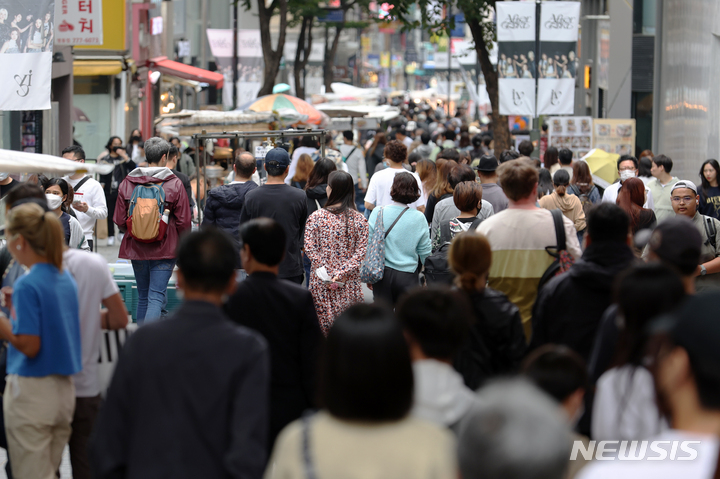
[619,170,636,181]
[0,173,8,181]
[45,193,63,211]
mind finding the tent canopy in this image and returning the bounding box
[0,149,115,175]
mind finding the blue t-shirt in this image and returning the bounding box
[8,263,82,377]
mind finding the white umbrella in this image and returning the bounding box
[0,149,115,176]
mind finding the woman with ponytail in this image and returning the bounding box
[0,202,82,478]
[448,232,526,390]
[42,177,89,250]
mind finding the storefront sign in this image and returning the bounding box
[55,0,103,45]
[0,0,55,110]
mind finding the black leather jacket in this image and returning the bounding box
[454,287,527,390]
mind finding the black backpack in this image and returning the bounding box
[425,218,483,285]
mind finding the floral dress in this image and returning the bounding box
[304,208,369,335]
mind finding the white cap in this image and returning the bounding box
[671,180,698,195]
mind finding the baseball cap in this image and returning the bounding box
[474,154,499,172]
[647,216,702,275]
[264,147,290,169]
[671,180,698,195]
[651,292,720,370]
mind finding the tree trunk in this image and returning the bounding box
[323,25,343,93]
[294,16,313,99]
[258,0,288,97]
[467,18,510,154]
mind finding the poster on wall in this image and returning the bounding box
[0,0,55,110]
[496,1,536,116]
[207,29,263,109]
[537,1,580,115]
[592,119,636,156]
[54,0,102,45]
[548,116,592,159]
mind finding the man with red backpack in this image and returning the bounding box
[113,137,192,323]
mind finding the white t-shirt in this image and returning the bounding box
[64,248,120,397]
[402,136,413,148]
[577,429,718,479]
[365,167,425,209]
[592,365,668,442]
[65,175,109,239]
[602,181,655,210]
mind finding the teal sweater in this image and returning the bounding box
[368,204,432,273]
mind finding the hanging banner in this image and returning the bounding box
[206,29,264,109]
[54,0,103,45]
[537,1,580,115]
[496,1,536,116]
[0,0,55,110]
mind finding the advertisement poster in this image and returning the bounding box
[548,115,592,159]
[537,1,580,115]
[496,1,536,116]
[592,118,636,156]
[207,29,264,109]
[0,0,55,110]
[54,0,102,45]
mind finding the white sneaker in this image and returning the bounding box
[107,236,115,246]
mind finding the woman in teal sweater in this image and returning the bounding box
[368,172,432,304]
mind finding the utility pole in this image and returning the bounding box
[233,1,238,109]
[447,5,452,117]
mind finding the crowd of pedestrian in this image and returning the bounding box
[0,121,719,479]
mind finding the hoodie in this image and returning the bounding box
[530,241,637,360]
[203,181,258,241]
[114,167,192,261]
[305,184,329,216]
[539,190,587,233]
[412,359,479,434]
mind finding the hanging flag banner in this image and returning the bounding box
[54,0,103,46]
[0,0,55,110]
[207,29,264,109]
[537,1,580,115]
[496,1,537,116]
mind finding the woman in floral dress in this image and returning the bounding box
[304,171,369,335]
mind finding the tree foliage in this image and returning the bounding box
[392,0,510,152]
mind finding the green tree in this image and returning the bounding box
[393,0,510,152]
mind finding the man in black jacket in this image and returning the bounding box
[530,203,636,361]
[202,151,258,267]
[90,228,270,479]
[224,218,322,453]
[166,145,195,211]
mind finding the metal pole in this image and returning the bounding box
[447,5,452,117]
[534,0,541,133]
[200,0,208,104]
[233,2,238,110]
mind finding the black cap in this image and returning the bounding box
[647,216,702,275]
[264,147,291,169]
[474,154,499,172]
[651,292,720,369]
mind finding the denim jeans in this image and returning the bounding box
[355,183,366,213]
[132,259,176,324]
[303,252,312,287]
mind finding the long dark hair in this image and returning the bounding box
[700,159,720,198]
[105,136,123,153]
[325,171,356,214]
[306,159,337,190]
[544,147,559,170]
[638,157,653,178]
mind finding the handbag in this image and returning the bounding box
[359,206,409,284]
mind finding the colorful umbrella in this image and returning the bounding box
[237,93,324,125]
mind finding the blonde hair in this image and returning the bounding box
[292,153,314,183]
[448,232,492,291]
[7,203,64,271]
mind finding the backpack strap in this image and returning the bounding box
[704,216,717,250]
[469,217,483,230]
[74,176,91,192]
[301,413,318,479]
[384,207,410,239]
[345,146,358,162]
[551,209,566,252]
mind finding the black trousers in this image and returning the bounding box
[68,395,102,479]
[106,189,118,237]
[372,267,419,306]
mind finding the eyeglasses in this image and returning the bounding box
[671,196,695,203]
[618,166,636,172]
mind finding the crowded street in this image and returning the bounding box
[0,0,719,478]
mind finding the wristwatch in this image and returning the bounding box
[701,265,708,276]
